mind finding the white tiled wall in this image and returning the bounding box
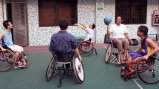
[0,0,159,46]
[27,0,96,46]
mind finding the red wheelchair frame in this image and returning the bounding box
[120,56,159,84]
[0,46,29,72]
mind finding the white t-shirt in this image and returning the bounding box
[85,27,94,41]
[109,24,128,39]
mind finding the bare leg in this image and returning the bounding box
[118,50,123,64]
[123,49,129,60]
[14,52,21,62]
[128,57,142,70]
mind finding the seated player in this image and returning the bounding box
[2,20,27,67]
[127,26,159,71]
[106,16,133,64]
[75,23,95,42]
[49,20,81,62]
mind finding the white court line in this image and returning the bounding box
[103,44,107,49]
[103,43,143,89]
[133,79,143,89]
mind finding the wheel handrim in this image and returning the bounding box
[74,57,84,81]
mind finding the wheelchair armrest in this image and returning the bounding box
[130,39,139,46]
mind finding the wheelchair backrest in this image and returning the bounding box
[104,34,112,44]
[54,52,74,62]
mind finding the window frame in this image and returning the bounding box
[115,0,147,24]
[38,0,77,27]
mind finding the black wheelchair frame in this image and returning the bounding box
[104,37,139,65]
[45,52,85,87]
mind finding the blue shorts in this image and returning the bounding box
[129,52,146,60]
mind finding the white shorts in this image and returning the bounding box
[8,45,23,53]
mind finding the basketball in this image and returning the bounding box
[104,17,112,25]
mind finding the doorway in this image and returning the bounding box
[6,0,28,47]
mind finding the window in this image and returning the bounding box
[38,0,77,26]
[116,0,147,24]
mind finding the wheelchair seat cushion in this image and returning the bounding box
[55,52,74,62]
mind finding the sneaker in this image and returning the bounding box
[17,61,27,68]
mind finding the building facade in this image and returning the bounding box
[0,0,159,46]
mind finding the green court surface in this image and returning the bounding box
[0,48,159,89]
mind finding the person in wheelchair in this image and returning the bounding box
[0,33,7,52]
[1,20,27,67]
[74,23,95,42]
[49,20,81,62]
[127,26,159,71]
[107,16,133,64]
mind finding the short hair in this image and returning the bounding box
[59,20,68,30]
[92,23,95,29]
[138,25,148,36]
[3,20,10,29]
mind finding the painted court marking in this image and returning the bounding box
[103,44,107,49]
[133,79,143,89]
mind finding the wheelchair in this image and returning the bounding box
[78,38,97,57]
[45,51,85,87]
[104,37,138,65]
[0,46,29,72]
[120,56,159,84]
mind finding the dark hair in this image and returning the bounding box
[92,23,95,29]
[59,20,68,30]
[138,25,148,36]
[3,20,10,29]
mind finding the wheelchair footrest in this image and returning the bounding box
[120,66,137,80]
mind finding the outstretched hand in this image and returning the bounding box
[1,48,7,52]
[129,40,133,45]
[142,55,149,60]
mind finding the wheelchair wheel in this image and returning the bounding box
[73,57,85,83]
[45,57,56,81]
[137,58,159,84]
[104,44,112,63]
[79,41,93,57]
[0,50,15,72]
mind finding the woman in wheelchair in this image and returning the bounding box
[127,26,159,71]
[106,16,133,64]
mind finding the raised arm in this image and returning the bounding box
[75,23,88,31]
[106,25,112,36]
[124,33,133,44]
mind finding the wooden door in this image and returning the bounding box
[11,2,28,46]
